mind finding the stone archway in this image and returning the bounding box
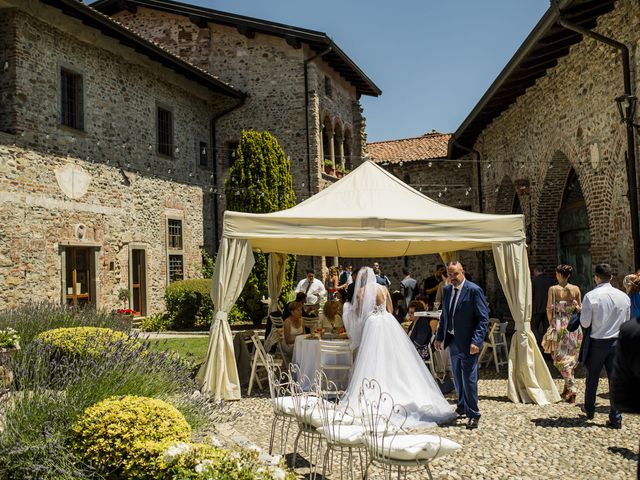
[534,151,592,291]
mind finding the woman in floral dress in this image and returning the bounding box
[545,264,583,403]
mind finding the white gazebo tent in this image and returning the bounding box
[198,161,560,405]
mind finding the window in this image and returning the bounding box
[63,246,94,306]
[199,141,208,167]
[157,107,173,156]
[168,255,184,283]
[226,141,239,168]
[324,75,333,98]
[167,218,184,284]
[168,219,183,249]
[60,68,84,130]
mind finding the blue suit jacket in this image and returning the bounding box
[436,280,489,350]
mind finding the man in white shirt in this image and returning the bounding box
[295,269,326,305]
[580,263,631,428]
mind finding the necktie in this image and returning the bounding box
[448,287,459,333]
[305,280,312,295]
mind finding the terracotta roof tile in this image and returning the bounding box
[367,131,451,164]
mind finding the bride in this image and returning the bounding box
[342,267,456,429]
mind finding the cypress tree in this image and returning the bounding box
[224,130,297,322]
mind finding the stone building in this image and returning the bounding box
[366,131,480,291]
[0,0,244,313]
[92,0,381,256]
[449,0,639,311]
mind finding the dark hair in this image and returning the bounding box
[436,264,445,270]
[287,300,303,312]
[534,264,545,273]
[306,269,315,275]
[555,264,573,278]
[391,291,404,306]
[594,263,613,279]
[402,267,410,276]
[407,300,426,312]
[295,292,307,302]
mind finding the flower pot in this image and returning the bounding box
[324,166,335,176]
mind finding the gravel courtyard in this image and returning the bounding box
[219,369,639,480]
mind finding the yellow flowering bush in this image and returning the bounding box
[34,327,135,358]
[71,395,191,476]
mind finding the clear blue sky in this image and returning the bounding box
[122,1,551,142]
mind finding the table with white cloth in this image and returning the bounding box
[293,335,352,390]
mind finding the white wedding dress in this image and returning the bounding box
[342,270,456,430]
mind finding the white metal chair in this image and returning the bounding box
[247,331,272,395]
[319,339,353,393]
[303,315,319,332]
[264,313,287,362]
[358,378,462,480]
[288,363,325,477]
[264,353,296,454]
[314,371,366,480]
[479,319,509,372]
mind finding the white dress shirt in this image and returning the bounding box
[580,282,630,339]
[447,278,465,334]
[295,278,326,304]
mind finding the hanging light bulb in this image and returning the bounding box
[494,186,499,193]
[457,162,462,168]
[486,162,492,169]
[437,192,443,198]
[428,162,432,168]
[175,147,180,154]
[201,146,207,155]
[443,186,448,193]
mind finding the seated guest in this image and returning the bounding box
[391,291,406,323]
[320,300,344,331]
[265,292,306,341]
[281,301,304,355]
[407,300,433,361]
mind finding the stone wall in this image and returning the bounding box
[108,8,367,246]
[0,11,17,133]
[0,5,237,313]
[473,0,640,294]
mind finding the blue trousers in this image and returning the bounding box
[584,338,621,424]
[449,341,480,419]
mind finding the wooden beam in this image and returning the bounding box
[237,25,255,39]
[188,15,208,29]
[116,0,137,14]
[285,35,301,49]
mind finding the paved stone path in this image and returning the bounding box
[218,370,639,479]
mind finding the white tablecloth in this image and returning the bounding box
[293,336,352,390]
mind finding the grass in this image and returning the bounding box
[148,337,210,365]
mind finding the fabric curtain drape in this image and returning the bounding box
[267,253,287,313]
[491,241,560,404]
[439,251,458,265]
[198,238,255,400]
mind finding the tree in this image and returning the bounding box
[224,130,297,322]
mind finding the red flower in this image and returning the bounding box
[115,308,139,315]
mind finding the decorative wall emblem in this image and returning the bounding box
[55,164,91,199]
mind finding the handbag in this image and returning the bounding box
[541,287,558,354]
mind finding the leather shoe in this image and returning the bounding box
[466,417,480,430]
[606,420,622,429]
[455,406,466,417]
[581,407,594,420]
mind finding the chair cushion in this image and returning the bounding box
[317,424,365,446]
[273,396,295,415]
[365,434,461,461]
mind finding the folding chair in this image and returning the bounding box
[247,331,272,395]
[479,320,509,372]
[319,339,353,394]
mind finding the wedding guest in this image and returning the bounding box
[407,300,432,361]
[400,268,418,307]
[266,291,306,341]
[434,269,449,309]
[391,291,406,323]
[580,263,630,428]
[326,266,340,300]
[373,261,391,288]
[545,264,582,403]
[423,264,445,306]
[295,270,326,305]
[338,264,353,290]
[623,271,640,320]
[320,299,344,331]
[281,301,305,355]
[346,267,360,303]
[531,264,555,349]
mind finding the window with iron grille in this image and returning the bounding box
[199,141,208,167]
[168,255,184,283]
[157,107,173,156]
[60,68,84,130]
[168,219,183,249]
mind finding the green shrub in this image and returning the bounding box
[34,326,134,359]
[0,302,130,347]
[140,313,174,332]
[71,395,191,476]
[165,279,214,330]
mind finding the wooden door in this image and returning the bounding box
[65,247,93,307]
[131,249,146,316]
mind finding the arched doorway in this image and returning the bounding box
[557,169,591,294]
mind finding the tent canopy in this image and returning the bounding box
[223,161,526,257]
[201,160,559,406]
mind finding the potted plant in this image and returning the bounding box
[323,159,335,176]
[117,287,131,309]
[0,327,20,391]
[335,164,344,178]
[113,308,139,326]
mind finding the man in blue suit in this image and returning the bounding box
[435,260,489,430]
